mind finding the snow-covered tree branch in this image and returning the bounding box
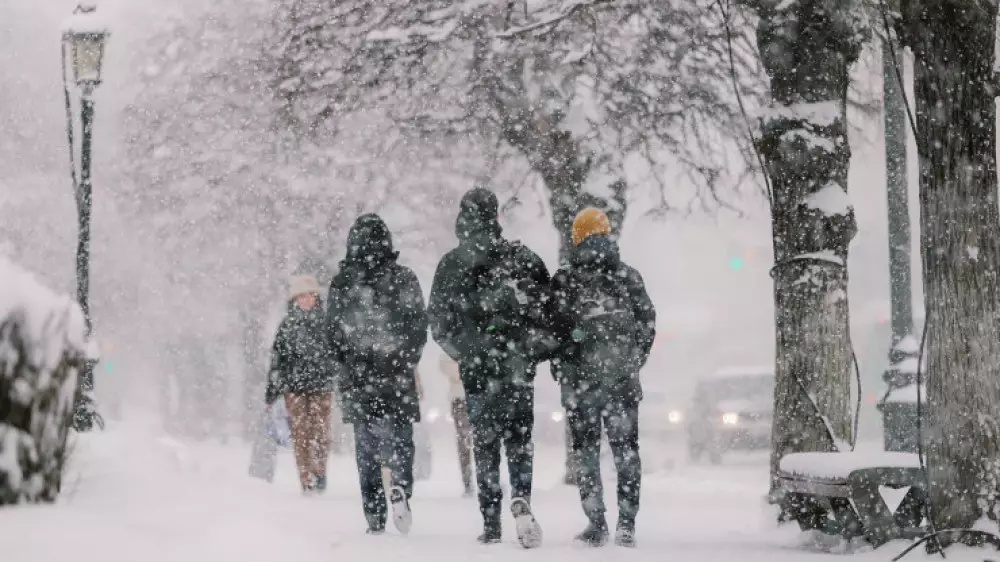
[269,0,764,262]
[121,0,482,435]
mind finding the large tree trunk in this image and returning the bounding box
[501,117,627,264]
[480,27,628,264]
[902,0,1000,529]
[753,0,862,498]
[534,129,590,265]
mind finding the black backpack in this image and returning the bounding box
[336,266,405,358]
[467,242,534,342]
[568,269,637,386]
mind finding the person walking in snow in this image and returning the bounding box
[428,188,555,547]
[440,354,474,496]
[550,208,656,548]
[264,274,339,494]
[327,214,428,536]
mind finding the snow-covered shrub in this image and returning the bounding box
[0,256,86,505]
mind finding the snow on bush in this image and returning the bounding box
[0,255,86,505]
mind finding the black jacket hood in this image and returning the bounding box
[345,213,399,268]
[455,188,503,242]
[570,234,622,270]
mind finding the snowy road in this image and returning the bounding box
[0,423,985,561]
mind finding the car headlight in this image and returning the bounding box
[721,412,739,426]
[551,411,565,422]
[667,410,683,424]
[427,408,441,422]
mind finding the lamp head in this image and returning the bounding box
[62,4,109,89]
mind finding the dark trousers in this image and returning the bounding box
[451,398,474,492]
[567,401,641,525]
[466,388,535,529]
[352,417,415,530]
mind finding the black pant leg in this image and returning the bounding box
[605,402,641,524]
[565,423,575,474]
[568,405,605,522]
[468,395,503,528]
[452,398,474,491]
[389,419,416,499]
[503,387,535,502]
[353,422,387,529]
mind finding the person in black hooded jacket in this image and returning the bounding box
[428,188,552,548]
[327,213,428,536]
[550,208,656,548]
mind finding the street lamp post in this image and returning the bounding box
[877,30,920,453]
[62,4,109,432]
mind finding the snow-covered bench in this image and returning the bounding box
[777,451,927,548]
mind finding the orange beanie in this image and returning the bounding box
[571,207,611,246]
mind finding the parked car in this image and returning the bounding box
[686,366,774,464]
[640,389,686,443]
[531,388,685,447]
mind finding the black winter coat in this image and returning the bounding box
[550,235,656,408]
[428,188,555,396]
[265,301,340,405]
[328,214,428,424]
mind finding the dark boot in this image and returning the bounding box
[615,518,636,548]
[365,514,385,535]
[477,518,502,544]
[575,518,609,547]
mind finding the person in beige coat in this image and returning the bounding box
[264,275,338,494]
[440,354,474,496]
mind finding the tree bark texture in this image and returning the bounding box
[754,0,863,495]
[903,0,1000,528]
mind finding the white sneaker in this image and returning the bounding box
[390,486,412,535]
[511,498,542,549]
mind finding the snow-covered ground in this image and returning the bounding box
[0,420,986,562]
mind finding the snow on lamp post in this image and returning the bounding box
[61,3,109,432]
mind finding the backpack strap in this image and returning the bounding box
[505,240,531,277]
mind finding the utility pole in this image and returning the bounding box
[878,33,920,453]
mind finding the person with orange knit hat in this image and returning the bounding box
[570,206,612,246]
[550,207,656,548]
